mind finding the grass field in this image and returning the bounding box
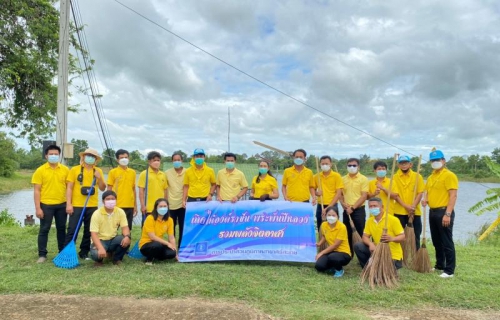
[0,171,32,193]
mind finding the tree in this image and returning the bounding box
[0,132,18,177]
[469,157,500,223]
[67,138,89,166]
[100,148,116,167]
[16,147,44,170]
[491,148,500,164]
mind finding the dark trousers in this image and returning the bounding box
[64,206,97,257]
[315,252,351,272]
[38,203,67,257]
[140,241,176,261]
[90,235,129,262]
[354,242,403,270]
[315,203,339,234]
[169,207,186,248]
[187,196,208,202]
[394,214,422,250]
[343,206,366,256]
[429,208,456,275]
[121,207,134,230]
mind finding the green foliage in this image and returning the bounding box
[0,132,19,177]
[100,148,116,167]
[67,138,89,166]
[0,209,19,227]
[15,147,44,170]
[469,157,500,217]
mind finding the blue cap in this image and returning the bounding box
[193,148,205,156]
[429,149,444,160]
[398,155,411,163]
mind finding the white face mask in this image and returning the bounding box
[431,161,443,170]
[118,158,129,166]
[347,166,358,174]
[321,164,331,172]
[326,216,337,224]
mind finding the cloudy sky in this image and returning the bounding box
[37,0,500,160]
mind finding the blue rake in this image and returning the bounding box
[53,178,96,269]
[128,240,144,259]
[129,166,148,260]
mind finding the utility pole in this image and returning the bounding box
[56,0,70,163]
[227,106,231,152]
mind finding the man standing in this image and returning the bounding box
[138,151,168,221]
[313,155,344,232]
[165,152,186,248]
[341,158,369,255]
[282,149,316,204]
[183,148,216,206]
[393,155,425,250]
[65,148,106,260]
[216,153,248,203]
[107,149,137,230]
[422,149,458,278]
[32,145,70,263]
[367,161,399,216]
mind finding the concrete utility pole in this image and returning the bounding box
[56,0,70,163]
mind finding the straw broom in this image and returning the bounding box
[411,205,432,273]
[402,155,421,267]
[361,153,399,289]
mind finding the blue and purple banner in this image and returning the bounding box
[178,200,316,263]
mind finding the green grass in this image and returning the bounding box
[0,171,32,193]
[0,225,499,319]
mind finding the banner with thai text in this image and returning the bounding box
[178,201,316,263]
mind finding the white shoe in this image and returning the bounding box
[439,272,454,278]
[37,257,47,263]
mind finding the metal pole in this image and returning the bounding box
[228,106,230,152]
[56,0,70,163]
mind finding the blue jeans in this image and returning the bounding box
[90,235,129,262]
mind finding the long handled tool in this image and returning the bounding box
[253,141,292,157]
[403,155,421,267]
[478,217,500,241]
[129,166,148,259]
[411,205,432,273]
[53,178,96,269]
[315,156,329,252]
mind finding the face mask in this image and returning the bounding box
[225,162,235,170]
[294,158,304,166]
[259,168,268,175]
[326,216,337,224]
[369,207,380,216]
[118,158,129,166]
[84,155,96,165]
[195,158,204,166]
[173,161,182,169]
[104,200,116,210]
[157,207,168,216]
[150,161,161,169]
[376,170,387,178]
[431,161,443,170]
[47,155,60,164]
[321,165,330,172]
[347,166,358,174]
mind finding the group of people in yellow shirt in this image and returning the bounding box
[33,145,458,278]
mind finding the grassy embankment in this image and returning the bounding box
[0,222,498,319]
[0,171,33,193]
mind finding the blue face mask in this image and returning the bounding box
[157,207,168,216]
[173,161,182,169]
[376,170,387,178]
[195,158,204,166]
[47,155,60,164]
[369,207,381,216]
[84,155,96,165]
[225,162,235,169]
[294,158,304,166]
[259,168,268,175]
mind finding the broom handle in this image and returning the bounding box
[315,156,324,207]
[253,141,291,157]
[385,153,398,230]
[478,217,500,241]
[71,178,96,243]
[144,166,149,215]
[422,205,427,240]
[409,155,422,223]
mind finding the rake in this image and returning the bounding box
[129,165,149,259]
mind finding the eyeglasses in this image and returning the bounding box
[347,165,358,167]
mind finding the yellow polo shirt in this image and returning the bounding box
[426,168,459,208]
[139,214,174,248]
[252,174,278,198]
[165,167,186,210]
[107,166,136,208]
[313,171,344,205]
[90,207,128,241]
[393,169,425,216]
[364,214,404,260]
[282,166,314,202]
[67,165,104,207]
[138,168,168,212]
[184,162,216,198]
[31,162,69,205]
[216,168,248,201]
[342,173,369,206]
[368,178,399,215]
[320,221,351,256]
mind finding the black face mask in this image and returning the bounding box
[401,168,410,173]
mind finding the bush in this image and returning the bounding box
[0,209,20,227]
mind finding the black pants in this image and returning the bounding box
[394,214,422,250]
[169,207,186,248]
[315,252,351,272]
[316,203,339,233]
[121,207,134,230]
[64,206,97,257]
[90,235,129,262]
[38,203,67,257]
[429,208,456,275]
[140,241,176,261]
[187,196,207,202]
[343,206,366,256]
[353,242,403,270]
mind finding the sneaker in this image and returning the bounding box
[145,260,153,266]
[333,269,344,278]
[79,253,88,260]
[439,272,454,278]
[37,257,47,263]
[432,267,443,272]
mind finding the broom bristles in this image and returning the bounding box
[403,225,417,268]
[411,238,432,273]
[53,242,80,269]
[360,243,399,289]
[128,240,144,259]
[352,230,362,246]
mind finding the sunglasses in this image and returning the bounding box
[347,165,358,167]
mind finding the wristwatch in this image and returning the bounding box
[445,212,452,217]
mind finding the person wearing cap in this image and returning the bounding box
[182,148,216,206]
[422,149,458,278]
[65,148,106,260]
[165,152,186,248]
[90,190,131,266]
[138,151,168,224]
[216,153,248,203]
[367,161,400,216]
[281,149,316,204]
[341,158,369,256]
[107,149,137,230]
[32,144,70,263]
[393,155,425,250]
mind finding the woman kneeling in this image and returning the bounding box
[139,198,177,265]
[315,207,351,277]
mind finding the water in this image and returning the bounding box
[1,179,498,243]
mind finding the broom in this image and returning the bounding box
[361,153,399,289]
[53,178,96,269]
[478,217,500,241]
[129,165,149,259]
[411,205,432,273]
[402,155,421,267]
